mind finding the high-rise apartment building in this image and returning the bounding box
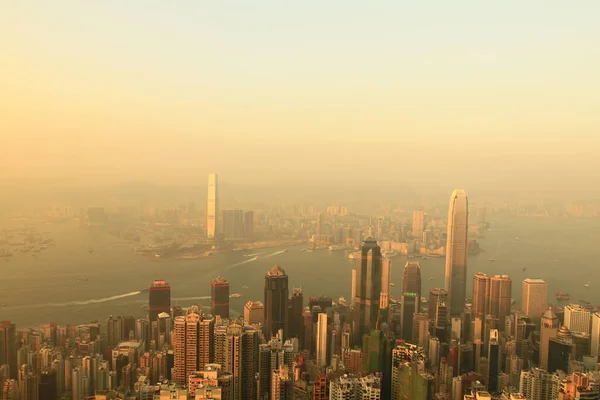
[211,277,230,319]
[148,280,171,324]
[521,279,548,320]
[258,337,294,399]
[173,306,213,385]
[353,237,383,341]
[244,301,264,325]
[206,173,218,239]
[391,342,432,400]
[264,266,289,340]
[221,209,244,241]
[445,189,469,316]
[412,209,425,239]
[0,321,17,379]
[540,308,559,370]
[400,261,422,341]
[316,313,328,367]
[564,304,591,335]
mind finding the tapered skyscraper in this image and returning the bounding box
[445,189,469,316]
[353,237,382,341]
[206,173,218,239]
[264,265,289,340]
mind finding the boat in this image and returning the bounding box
[390,283,396,287]
[429,276,433,281]
[328,245,346,251]
[348,252,359,260]
[230,293,241,298]
[584,283,591,288]
[382,250,398,258]
[242,285,248,289]
[516,237,520,240]
[154,253,162,258]
[88,246,93,254]
[282,249,288,253]
[421,255,429,260]
[488,258,496,262]
[556,292,570,301]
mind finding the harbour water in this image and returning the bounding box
[1,216,599,328]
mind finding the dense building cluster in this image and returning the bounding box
[2,189,600,400]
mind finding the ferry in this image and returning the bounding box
[230,293,241,298]
[390,283,396,287]
[556,292,570,301]
[242,285,249,289]
[382,250,398,258]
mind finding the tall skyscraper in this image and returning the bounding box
[353,237,383,341]
[412,209,425,239]
[381,258,392,297]
[0,321,17,378]
[428,289,447,322]
[173,306,213,385]
[264,265,289,340]
[221,209,244,241]
[148,280,171,324]
[206,173,218,240]
[211,277,230,319]
[316,313,328,367]
[472,273,490,319]
[489,275,512,324]
[445,189,469,316]
[591,313,600,360]
[540,308,559,370]
[288,288,304,341]
[400,261,422,341]
[521,279,548,320]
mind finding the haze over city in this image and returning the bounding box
[1,2,600,400]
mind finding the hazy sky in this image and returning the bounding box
[2,1,599,191]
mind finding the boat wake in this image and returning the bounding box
[244,252,264,257]
[172,296,211,301]
[263,250,287,258]
[2,291,143,310]
[229,256,259,268]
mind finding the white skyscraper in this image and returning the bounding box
[206,173,218,239]
[564,304,591,335]
[445,189,469,316]
[316,313,328,367]
[591,313,600,359]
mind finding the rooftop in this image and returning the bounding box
[267,265,286,277]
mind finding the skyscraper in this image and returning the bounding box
[540,308,559,370]
[353,237,383,341]
[400,261,422,341]
[521,279,548,320]
[445,189,469,316]
[412,209,425,239]
[564,304,591,335]
[148,280,171,324]
[0,321,17,378]
[264,265,289,340]
[316,313,328,367]
[206,173,218,240]
[472,273,490,319]
[428,289,447,322]
[489,275,512,324]
[591,313,600,360]
[288,288,304,341]
[173,305,213,385]
[221,209,244,241]
[258,337,294,399]
[211,277,230,319]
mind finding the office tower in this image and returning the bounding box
[445,189,469,316]
[428,289,447,321]
[211,277,230,319]
[0,322,17,379]
[540,308,559,370]
[206,173,218,239]
[258,337,294,399]
[381,258,391,297]
[244,210,254,241]
[148,280,171,323]
[221,209,245,241]
[288,288,304,341]
[351,269,357,307]
[302,309,313,353]
[521,279,548,320]
[264,265,289,340]
[353,237,383,341]
[214,323,259,400]
[488,329,501,393]
[548,326,574,373]
[400,261,422,341]
[591,313,600,359]
[412,209,425,239]
[564,304,591,335]
[316,313,328,367]
[472,273,490,319]
[173,306,214,385]
[413,314,430,348]
[489,275,512,324]
[244,301,264,325]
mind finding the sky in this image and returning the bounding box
[1,1,599,193]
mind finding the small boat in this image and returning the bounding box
[154,253,162,258]
[429,276,433,280]
[488,258,496,262]
[242,285,248,289]
[230,293,241,298]
[522,267,527,272]
[348,252,359,260]
[282,249,288,253]
[584,283,591,288]
[516,237,520,240]
[382,250,398,258]
[88,246,93,254]
[390,283,396,287]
